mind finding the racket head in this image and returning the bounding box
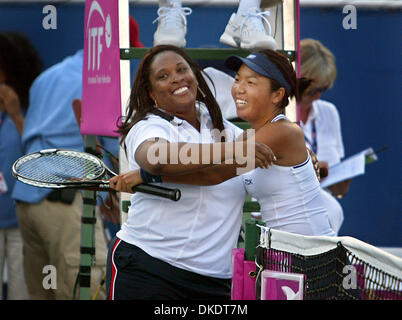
[12,149,107,189]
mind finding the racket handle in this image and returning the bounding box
[132,184,181,202]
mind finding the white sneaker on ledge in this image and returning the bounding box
[153,5,192,47]
[220,7,277,51]
[219,13,242,48]
[240,7,277,50]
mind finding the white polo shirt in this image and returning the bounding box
[117,102,246,279]
[300,99,345,166]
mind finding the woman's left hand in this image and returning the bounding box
[109,169,144,193]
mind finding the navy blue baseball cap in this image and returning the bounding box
[224,52,292,94]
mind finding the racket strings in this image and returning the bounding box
[16,153,104,183]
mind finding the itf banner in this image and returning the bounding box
[81,0,121,137]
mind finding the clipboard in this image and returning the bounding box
[320,147,384,188]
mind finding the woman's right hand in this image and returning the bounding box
[109,169,144,193]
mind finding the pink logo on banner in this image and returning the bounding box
[261,270,305,300]
[81,0,121,137]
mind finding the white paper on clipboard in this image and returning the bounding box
[320,148,377,188]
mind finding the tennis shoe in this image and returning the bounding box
[219,13,242,48]
[220,7,277,50]
[153,5,192,48]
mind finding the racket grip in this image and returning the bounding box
[132,184,181,202]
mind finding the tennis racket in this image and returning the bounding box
[12,148,181,201]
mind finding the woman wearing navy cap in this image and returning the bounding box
[223,50,335,236]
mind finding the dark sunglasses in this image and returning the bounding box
[307,86,328,96]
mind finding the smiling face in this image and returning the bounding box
[232,64,283,129]
[148,50,198,117]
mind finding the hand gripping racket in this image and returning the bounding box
[12,149,181,201]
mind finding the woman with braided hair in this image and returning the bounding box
[107,46,334,300]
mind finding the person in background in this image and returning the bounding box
[153,0,279,50]
[11,14,144,299]
[129,15,144,48]
[299,38,351,235]
[11,48,109,300]
[0,32,43,300]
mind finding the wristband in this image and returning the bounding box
[140,168,163,183]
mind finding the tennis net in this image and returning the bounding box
[255,227,402,300]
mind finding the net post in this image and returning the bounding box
[245,219,266,261]
[281,0,299,123]
[118,0,131,226]
[78,134,98,300]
